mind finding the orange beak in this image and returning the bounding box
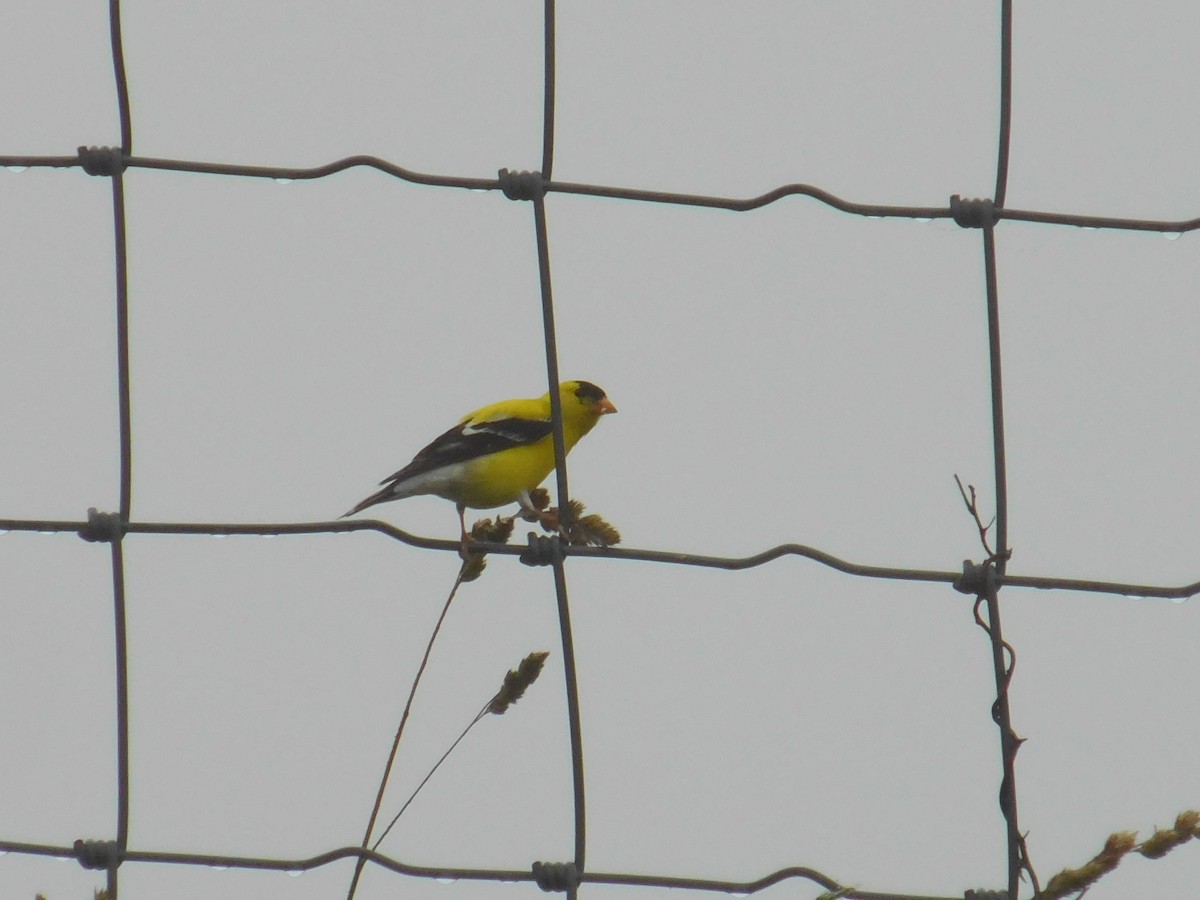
[598,397,618,415]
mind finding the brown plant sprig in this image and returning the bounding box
[520,487,621,547]
[1138,809,1200,858]
[460,514,516,581]
[488,650,549,714]
[370,651,553,852]
[1036,810,1200,899]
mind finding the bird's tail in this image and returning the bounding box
[341,484,397,518]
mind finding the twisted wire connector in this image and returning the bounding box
[532,861,580,892]
[499,168,546,201]
[953,559,998,595]
[77,145,126,176]
[950,194,997,229]
[520,532,565,567]
[73,838,120,870]
[78,507,124,543]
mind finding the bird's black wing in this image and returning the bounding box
[381,416,553,485]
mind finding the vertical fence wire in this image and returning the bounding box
[993,0,1013,209]
[531,194,589,883]
[979,217,1025,898]
[533,2,586,884]
[541,0,557,180]
[982,6,1027,891]
[107,2,135,896]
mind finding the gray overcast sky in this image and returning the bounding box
[2,3,1198,899]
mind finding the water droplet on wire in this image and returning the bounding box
[4,166,28,173]
[1169,595,1189,605]
[286,869,304,877]
[274,178,294,185]
[436,877,458,885]
[1162,231,1182,241]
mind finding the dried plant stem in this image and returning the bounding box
[371,704,489,852]
[346,562,470,900]
[954,473,1007,563]
[370,650,549,851]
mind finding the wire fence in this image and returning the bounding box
[2,2,1198,899]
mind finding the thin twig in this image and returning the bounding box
[346,561,470,900]
[371,706,488,852]
[954,474,1009,564]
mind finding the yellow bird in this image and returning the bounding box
[343,380,616,540]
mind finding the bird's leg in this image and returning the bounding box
[457,503,470,559]
[516,490,540,521]
[515,489,569,539]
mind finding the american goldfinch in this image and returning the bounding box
[343,380,616,540]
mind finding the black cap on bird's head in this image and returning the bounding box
[570,380,617,414]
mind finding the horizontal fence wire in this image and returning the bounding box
[0,838,966,900]
[2,1,1197,899]
[3,516,1199,600]
[8,149,1200,232]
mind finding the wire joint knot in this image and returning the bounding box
[950,194,997,229]
[520,533,565,567]
[77,145,127,177]
[78,507,124,543]
[954,559,999,596]
[499,168,546,201]
[73,838,121,871]
[532,861,581,892]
